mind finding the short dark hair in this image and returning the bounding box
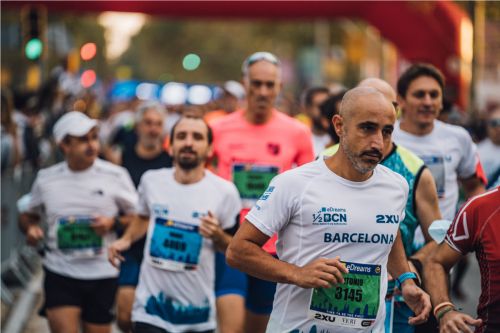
[397,63,445,97]
[169,116,213,145]
[302,86,330,107]
[319,89,347,144]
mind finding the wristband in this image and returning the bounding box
[433,301,455,317]
[395,272,418,289]
[436,306,456,321]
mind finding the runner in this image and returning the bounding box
[392,63,485,222]
[227,86,431,333]
[19,111,138,333]
[109,116,241,333]
[321,78,442,333]
[424,187,499,333]
[295,86,331,155]
[115,101,173,333]
[210,51,314,333]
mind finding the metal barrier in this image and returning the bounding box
[1,164,39,304]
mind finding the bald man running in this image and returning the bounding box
[322,78,442,333]
[227,87,431,332]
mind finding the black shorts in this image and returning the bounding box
[40,267,118,324]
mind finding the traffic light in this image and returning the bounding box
[80,43,97,61]
[21,5,47,61]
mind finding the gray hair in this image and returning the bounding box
[135,101,166,123]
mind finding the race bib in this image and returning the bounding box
[149,217,202,271]
[232,163,278,208]
[309,262,381,329]
[420,155,445,198]
[57,216,102,258]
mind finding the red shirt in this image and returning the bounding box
[445,187,500,333]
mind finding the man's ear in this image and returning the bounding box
[207,144,214,159]
[332,114,344,137]
[397,95,405,115]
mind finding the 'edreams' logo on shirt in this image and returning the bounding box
[312,207,347,225]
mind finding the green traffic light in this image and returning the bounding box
[25,38,43,60]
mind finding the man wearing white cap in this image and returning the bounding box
[19,111,138,333]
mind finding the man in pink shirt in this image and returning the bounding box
[210,52,314,333]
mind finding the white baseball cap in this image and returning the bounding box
[223,80,246,100]
[53,111,98,144]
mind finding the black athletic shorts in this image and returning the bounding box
[40,267,118,324]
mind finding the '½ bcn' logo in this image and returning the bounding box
[312,207,347,225]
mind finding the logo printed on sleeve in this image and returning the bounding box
[258,186,275,201]
[313,207,347,225]
[375,214,400,224]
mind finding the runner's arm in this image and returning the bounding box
[411,168,441,263]
[423,242,482,332]
[388,229,431,325]
[19,212,44,246]
[121,214,149,244]
[227,220,348,288]
[199,211,233,253]
[460,175,485,199]
[387,229,412,278]
[423,242,461,306]
[108,215,149,267]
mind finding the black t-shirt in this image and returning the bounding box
[122,147,173,188]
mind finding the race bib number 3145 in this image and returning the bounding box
[308,262,381,329]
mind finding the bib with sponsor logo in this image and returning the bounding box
[148,217,202,271]
[308,261,381,329]
[57,215,102,258]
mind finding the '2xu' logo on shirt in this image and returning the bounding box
[313,207,347,225]
[376,214,399,224]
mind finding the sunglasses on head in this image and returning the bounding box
[242,52,280,73]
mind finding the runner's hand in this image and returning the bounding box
[108,238,131,268]
[199,211,224,242]
[401,282,431,325]
[26,225,44,246]
[91,216,114,236]
[291,256,349,289]
[439,311,482,333]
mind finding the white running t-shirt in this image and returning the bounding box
[392,120,479,220]
[27,159,138,279]
[246,159,408,333]
[132,168,241,333]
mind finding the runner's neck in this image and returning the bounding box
[399,118,434,136]
[324,150,374,182]
[173,166,205,185]
[244,107,273,125]
[136,142,163,160]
